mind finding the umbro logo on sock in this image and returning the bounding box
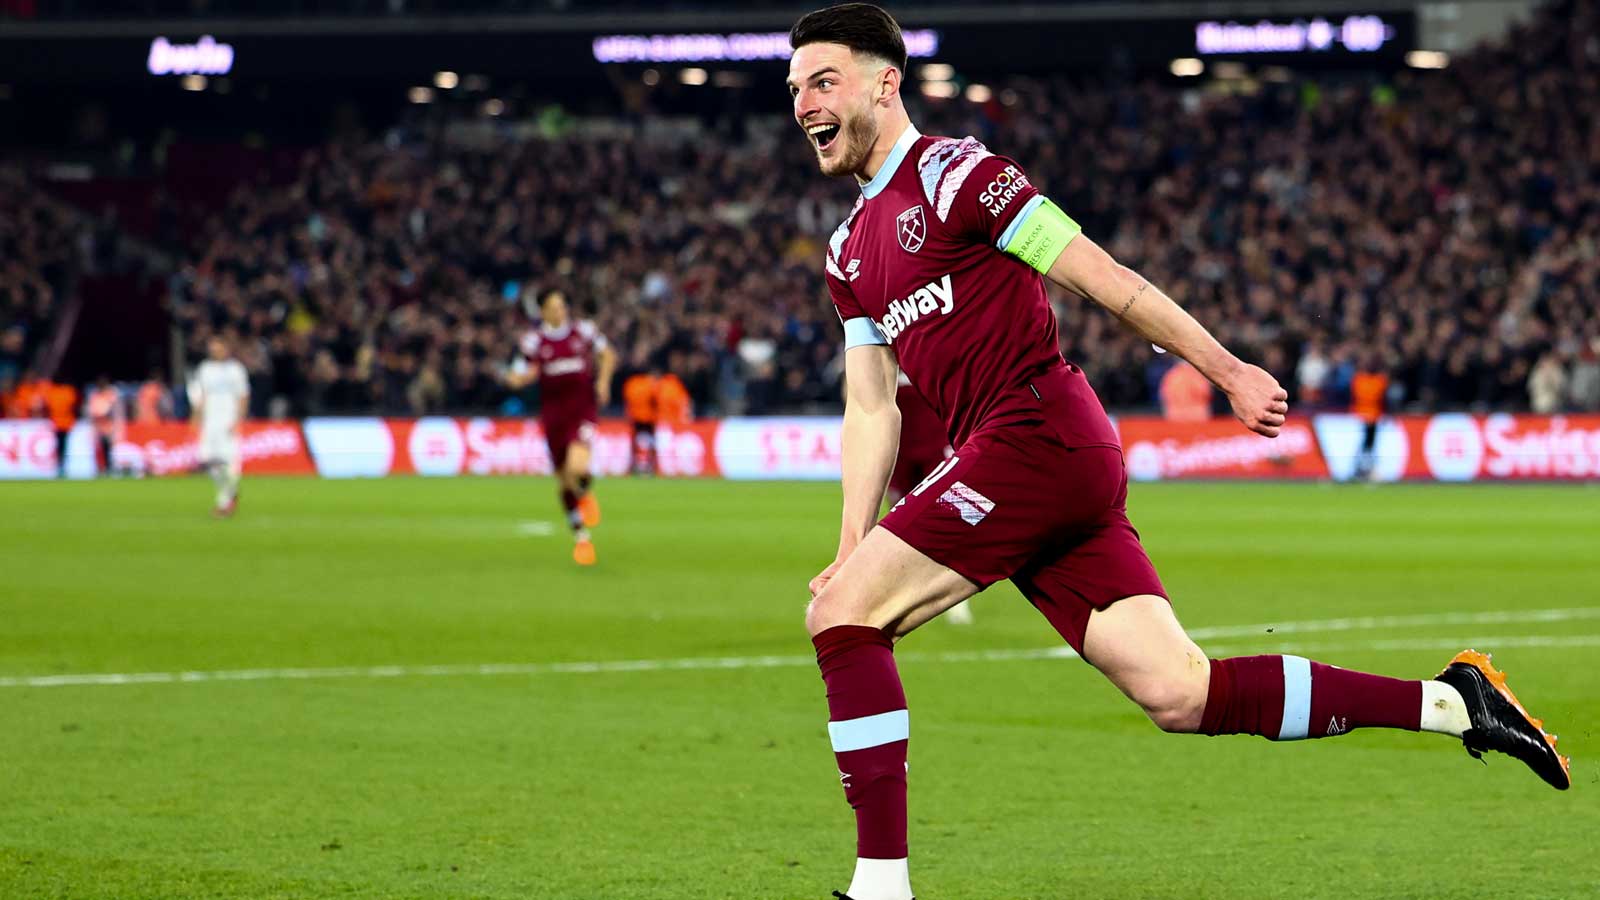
[1327,716,1348,736]
[838,769,852,789]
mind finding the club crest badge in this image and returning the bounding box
[896,205,926,254]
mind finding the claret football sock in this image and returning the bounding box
[559,488,582,531]
[577,474,592,494]
[812,624,911,869]
[1201,655,1423,739]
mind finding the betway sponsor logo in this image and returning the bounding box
[875,274,955,343]
[978,165,1030,218]
[544,357,586,377]
[1126,424,1315,480]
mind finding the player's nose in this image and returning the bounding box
[794,92,819,123]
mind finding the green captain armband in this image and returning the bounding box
[998,197,1081,275]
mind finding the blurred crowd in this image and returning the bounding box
[926,0,1600,416]
[19,0,1600,420]
[0,170,73,396]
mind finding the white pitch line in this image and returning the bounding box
[1184,606,1600,641]
[5,634,1598,689]
[2,607,1596,689]
[516,521,556,536]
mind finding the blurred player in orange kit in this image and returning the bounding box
[43,375,79,478]
[624,356,694,476]
[623,361,662,476]
[1350,351,1390,481]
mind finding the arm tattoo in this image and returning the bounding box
[1115,282,1148,318]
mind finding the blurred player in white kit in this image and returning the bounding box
[191,336,250,517]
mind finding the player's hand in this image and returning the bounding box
[809,557,845,600]
[1224,364,1289,438]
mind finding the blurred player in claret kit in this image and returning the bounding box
[510,289,617,565]
[786,5,1570,899]
[192,336,249,517]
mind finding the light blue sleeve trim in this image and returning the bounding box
[1278,655,1312,740]
[828,709,909,752]
[995,194,1046,251]
[859,124,922,199]
[843,316,889,348]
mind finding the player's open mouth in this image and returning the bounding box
[807,122,841,152]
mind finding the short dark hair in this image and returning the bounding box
[790,3,907,73]
[538,288,564,309]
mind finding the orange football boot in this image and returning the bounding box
[572,538,597,566]
[578,492,601,528]
[1434,650,1570,789]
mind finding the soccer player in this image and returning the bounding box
[785,7,1570,899]
[512,289,616,565]
[192,336,249,517]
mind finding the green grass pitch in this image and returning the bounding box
[2,476,1597,899]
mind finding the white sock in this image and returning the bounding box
[944,601,974,625]
[846,857,912,900]
[1420,681,1472,736]
[207,463,227,505]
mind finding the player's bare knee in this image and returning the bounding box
[805,580,870,636]
[1139,656,1210,733]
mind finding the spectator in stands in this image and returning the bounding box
[134,369,174,423]
[31,0,1600,419]
[0,326,24,384]
[1158,360,1212,422]
[1528,352,1568,414]
[1567,346,1600,412]
[1296,339,1332,409]
[5,367,41,419]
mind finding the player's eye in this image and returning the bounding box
[818,79,833,90]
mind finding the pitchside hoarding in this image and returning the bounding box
[2,414,1597,482]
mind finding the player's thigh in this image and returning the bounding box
[563,440,592,478]
[1082,594,1210,729]
[806,526,978,637]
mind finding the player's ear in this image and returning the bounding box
[877,65,901,105]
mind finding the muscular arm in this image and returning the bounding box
[802,341,903,601]
[835,344,900,561]
[595,345,618,407]
[1043,234,1288,437]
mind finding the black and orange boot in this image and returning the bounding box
[1435,650,1570,790]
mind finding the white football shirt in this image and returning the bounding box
[195,359,250,430]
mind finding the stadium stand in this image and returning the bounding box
[4,0,1598,419]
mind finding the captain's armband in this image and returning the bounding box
[998,197,1082,275]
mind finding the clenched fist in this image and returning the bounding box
[1225,364,1289,438]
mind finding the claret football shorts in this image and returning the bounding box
[878,421,1167,653]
